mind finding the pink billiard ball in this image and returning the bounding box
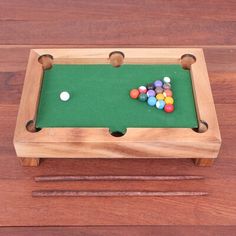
[138,86,147,94]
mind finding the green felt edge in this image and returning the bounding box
[36,64,198,132]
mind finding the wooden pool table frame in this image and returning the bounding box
[14,48,221,167]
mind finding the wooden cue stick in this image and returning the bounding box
[34,175,204,182]
[32,190,208,197]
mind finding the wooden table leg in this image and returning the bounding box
[194,158,215,167]
[20,158,40,167]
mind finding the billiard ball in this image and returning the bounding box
[147,90,156,97]
[130,89,140,99]
[154,80,163,88]
[155,86,163,94]
[163,77,171,83]
[164,104,174,113]
[138,93,148,102]
[147,83,155,90]
[163,83,171,90]
[165,96,174,104]
[156,93,165,100]
[156,100,165,109]
[163,89,173,97]
[138,86,147,94]
[147,97,157,106]
[60,91,70,101]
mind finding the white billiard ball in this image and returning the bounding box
[163,76,171,83]
[60,91,70,101]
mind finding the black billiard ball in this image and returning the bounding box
[147,83,155,90]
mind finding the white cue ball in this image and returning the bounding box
[163,76,171,83]
[60,91,70,101]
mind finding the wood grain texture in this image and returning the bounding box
[20,157,40,167]
[32,190,208,197]
[0,0,236,231]
[194,158,215,167]
[34,175,204,182]
[0,226,236,236]
[0,0,236,45]
[0,46,236,227]
[13,48,221,165]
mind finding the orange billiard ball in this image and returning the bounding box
[129,89,140,99]
[163,89,173,97]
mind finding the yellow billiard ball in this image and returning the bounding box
[165,96,174,105]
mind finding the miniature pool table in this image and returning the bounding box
[14,48,221,167]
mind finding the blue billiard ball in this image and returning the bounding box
[147,97,157,106]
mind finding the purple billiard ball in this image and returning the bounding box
[155,86,163,94]
[154,80,163,88]
[146,89,156,97]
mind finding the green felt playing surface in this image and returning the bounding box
[36,64,198,132]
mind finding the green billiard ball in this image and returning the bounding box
[138,93,147,102]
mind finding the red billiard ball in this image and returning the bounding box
[129,89,140,99]
[164,104,174,113]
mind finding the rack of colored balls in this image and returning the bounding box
[129,77,174,113]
